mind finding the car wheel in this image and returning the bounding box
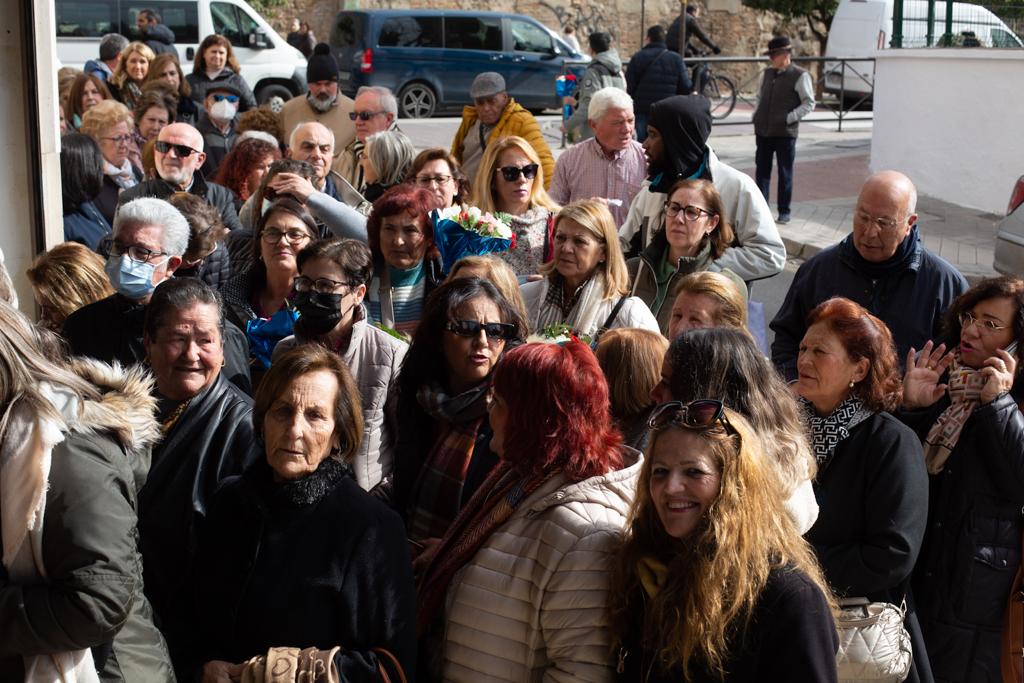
[398,83,437,119]
[256,83,295,105]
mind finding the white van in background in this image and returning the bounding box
[56,0,307,103]
[824,0,1023,100]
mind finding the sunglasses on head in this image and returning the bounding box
[497,164,538,182]
[647,399,734,432]
[211,93,239,103]
[445,319,518,341]
[155,140,200,157]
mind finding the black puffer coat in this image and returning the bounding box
[900,389,1024,683]
[625,41,693,114]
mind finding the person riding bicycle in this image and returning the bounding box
[667,5,721,58]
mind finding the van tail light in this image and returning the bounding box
[1009,176,1024,215]
[360,49,374,74]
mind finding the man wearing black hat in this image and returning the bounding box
[279,43,356,177]
[752,36,815,224]
[197,82,241,178]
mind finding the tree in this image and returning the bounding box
[742,0,839,55]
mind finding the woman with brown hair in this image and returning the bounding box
[407,147,471,209]
[595,327,669,451]
[145,53,201,125]
[186,34,257,112]
[108,41,155,109]
[66,72,111,130]
[27,242,114,332]
[666,270,748,339]
[448,254,530,326]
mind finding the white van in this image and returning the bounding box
[56,0,307,102]
[824,0,1023,99]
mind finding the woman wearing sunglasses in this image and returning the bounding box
[418,339,640,681]
[522,199,659,340]
[793,297,931,682]
[609,399,837,682]
[898,277,1024,681]
[186,34,257,112]
[472,136,560,278]
[627,178,747,337]
[273,239,407,495]
[393,278,525,566]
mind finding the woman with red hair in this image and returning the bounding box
[365,183,442,337]
[416,339,640,681]
[214,136,281,210]
[796,296,932,683]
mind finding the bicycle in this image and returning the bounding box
[691,49,736,120]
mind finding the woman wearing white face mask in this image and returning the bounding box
[197,84,241,179]
[186,34,256,112]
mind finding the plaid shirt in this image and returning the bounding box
[549,137,647,227]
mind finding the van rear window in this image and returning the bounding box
[445,16,502,51]
[379,16,442,48]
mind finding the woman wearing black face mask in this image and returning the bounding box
[274,238,407,497]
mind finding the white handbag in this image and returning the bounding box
[835,597,913,683]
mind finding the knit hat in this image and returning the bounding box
[470,72,506,99]
[307,43,339,83]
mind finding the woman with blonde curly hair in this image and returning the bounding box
[27,242,114,332]
[520,199,658,339]
[80,99,143,225]
[609,402,837,682]
[472,136,560,278]
[108,41,155,109]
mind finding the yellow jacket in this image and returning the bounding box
[450,97,555,189]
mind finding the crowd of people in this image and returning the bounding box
[3,13,1021,683]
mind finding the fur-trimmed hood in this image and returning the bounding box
[68,357,160,461]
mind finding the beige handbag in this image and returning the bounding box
[835,597,913,683]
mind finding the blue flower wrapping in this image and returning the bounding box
[555,75,577,97]
[246,307,299,369]
[432,216,513,274]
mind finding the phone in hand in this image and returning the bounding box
[1005,340,1018,357]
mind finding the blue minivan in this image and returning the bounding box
[330,10,587,118]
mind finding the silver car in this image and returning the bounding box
[994,175,1024,276]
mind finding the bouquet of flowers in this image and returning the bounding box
[430,205,516,274]
[556,73,578,120]
[529,323,593,347]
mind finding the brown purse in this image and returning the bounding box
[1004,561,1024,683]
[237,646,407,683]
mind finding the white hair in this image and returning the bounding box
[114,197,190,257]
[238,130,280,147]
[289,121,335,150]
[356,86,398,118]
[588,87,634,123]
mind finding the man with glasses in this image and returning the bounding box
[770,170,968,380]
[63,197,252,392]
[278,42,356,176]
[451,72,554,189]
[196,83,241,178]
[336,86,400,194]
[119,122,243,232]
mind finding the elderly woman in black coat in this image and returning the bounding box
[900,275,1024,683]
[193,344,415,683]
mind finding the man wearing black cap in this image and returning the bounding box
[279,43,356,177]
[197,83,241,178]
[752,36,815,224]
[450,71,554,188]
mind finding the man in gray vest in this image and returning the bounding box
[752,36,814,224]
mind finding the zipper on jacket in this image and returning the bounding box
[617,647,627,673]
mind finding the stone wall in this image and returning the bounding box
[267,0,819,94]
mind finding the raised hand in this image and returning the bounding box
[979,347,1017,404]
[902,341,954,409]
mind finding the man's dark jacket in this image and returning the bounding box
[144,23,177,56]
[625,42,693,114]
[118,174,243,233]
[666,13,720,56]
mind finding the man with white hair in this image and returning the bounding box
[119,122,242,232]
[549,87,647,227]
[336,86,400,193]
[64,197,252,391]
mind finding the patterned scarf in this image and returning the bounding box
[533,270,610,338]
[924,353,986,474]
[406,381,491,541]
[416,461,558,635]
[799,395,874,466]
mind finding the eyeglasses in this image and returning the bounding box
[293,275,357,294]
[665,203,715,222]
[854,209,904,233]
[647,399,734,432]
[349,110,385,121]
[155,140,200,158]
[445,319,518,341]
[211,93,239,103]
[102,134,133,146]
[110,242,168,264]
[497,164,538,182]
[261,228,310,244]
[959,311,1009,335]
[415,174,453,188]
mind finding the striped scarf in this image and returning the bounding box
[366,261,426,337]
[533,270,610,338]
[416,461,558,635]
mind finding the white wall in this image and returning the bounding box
[871,49,1024,214]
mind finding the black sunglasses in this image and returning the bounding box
[348,110,385,121]
[647,399,734,432]
[445,319,518,341]
[497,164,538,182]
[155,140,200,157]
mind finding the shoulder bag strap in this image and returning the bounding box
[633,49,668,87]
[595,295,628,342]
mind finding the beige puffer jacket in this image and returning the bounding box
[441,450,641,682]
